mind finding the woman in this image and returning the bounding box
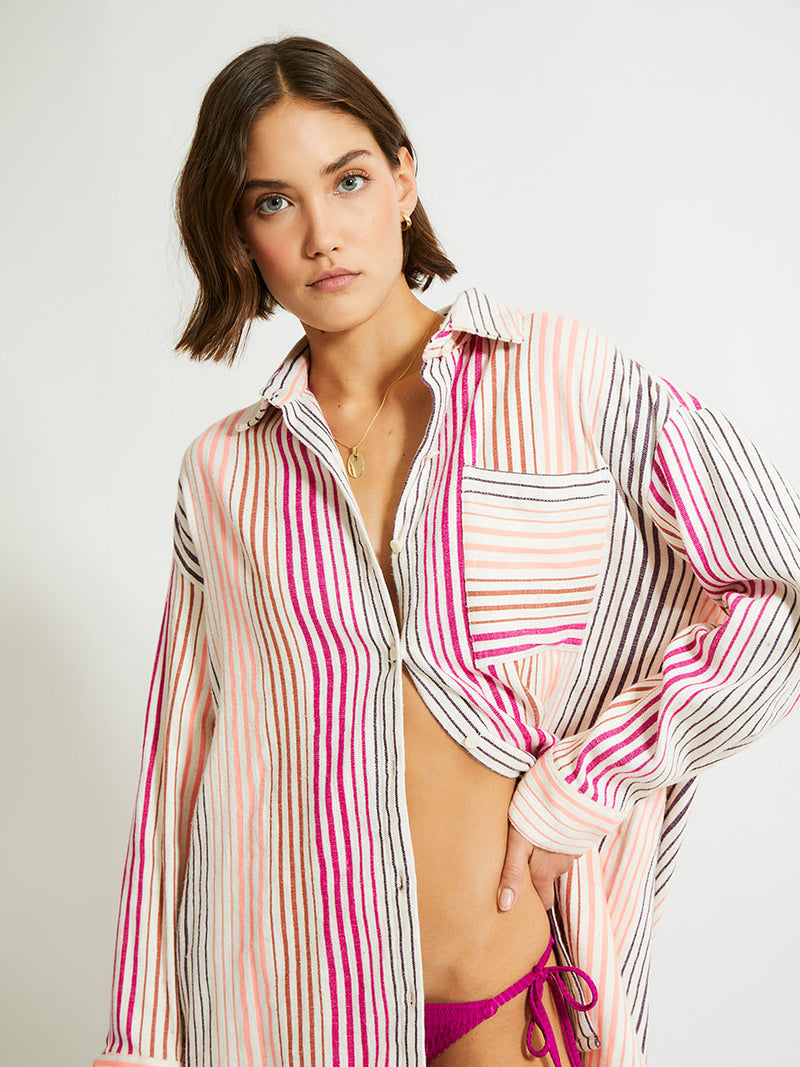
[93,36,800,1067]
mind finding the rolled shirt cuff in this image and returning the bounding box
[508,747,627,855]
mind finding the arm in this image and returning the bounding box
[508,387,800,861]
[94,475,217,1067]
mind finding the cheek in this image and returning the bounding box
[247,230,297,290]
[372,190,402,233]
[357,193,404,258]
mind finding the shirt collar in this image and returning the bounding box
[444,288,526,346]
[234,288,525,432]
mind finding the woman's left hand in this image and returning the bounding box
[497,821,577,912]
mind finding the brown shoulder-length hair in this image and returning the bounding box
[175,36,457,364]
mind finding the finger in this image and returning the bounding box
[497,822,534,912]
[528,851,577,911]
[529,862,555,910]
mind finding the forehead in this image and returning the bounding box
[245,99,382,176]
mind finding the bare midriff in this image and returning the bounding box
[401,667,553,1001]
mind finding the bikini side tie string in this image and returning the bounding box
[524,957,598,1067]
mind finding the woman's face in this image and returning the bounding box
[236,98,418,334]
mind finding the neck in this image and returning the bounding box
[304,280,439,407]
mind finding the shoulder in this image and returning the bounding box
[171,410,248,512]
[451,288,616,373]
[178,334,310,482]
[471,290,704,412]
[453,290,625,417]
[183,406,255,468]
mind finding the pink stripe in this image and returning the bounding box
[648,471,677,521]
[243,437,278,1064]
[224,440,260,1067]
[566,318,580,471]
[475,622,585,641]
[121,580,173,1051]
[550,316,564,473]
[318,460,387,1047]
[199,420,247,1062]
[459,341,533,743]
[661,377,702,409]
[656,425,749,584]
[277,432,339,1047]
[566,598,767,807]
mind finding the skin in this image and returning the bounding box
[236,98,434,403]
[236,97,581,1059]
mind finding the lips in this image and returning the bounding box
[308,269,359,293]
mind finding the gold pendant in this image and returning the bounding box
[347,448,365,478]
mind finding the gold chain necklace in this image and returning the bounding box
[331,311,442,479]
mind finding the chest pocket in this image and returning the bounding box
[460,466,612,664]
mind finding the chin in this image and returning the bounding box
[300,288,395,334]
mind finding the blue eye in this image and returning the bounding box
[337,173,367,193]
[257,195,289,215]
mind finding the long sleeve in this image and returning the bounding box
[95,477,217,1067]
[509,363,800,855]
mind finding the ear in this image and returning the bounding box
[394,145,419,218]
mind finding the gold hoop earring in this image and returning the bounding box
[400,213,412,231]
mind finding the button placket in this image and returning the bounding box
[388,357,449,649]
[382,342,452,1031]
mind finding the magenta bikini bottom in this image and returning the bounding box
[423,935,597,1065]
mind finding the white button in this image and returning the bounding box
[425,450,439,461]
[409,989,416,1005]
[270,391,281,402]
[389,643,398,662]
[389,538,402,553]
[389,758,397,777]
[462,731,480,750]
[397,875,406,892]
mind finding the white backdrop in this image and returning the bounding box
[1,2,799,1065]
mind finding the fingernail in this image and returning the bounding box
[499,888,514,911]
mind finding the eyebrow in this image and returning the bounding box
[243,149,374,192]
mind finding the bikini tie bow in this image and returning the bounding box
[525,958,598,1067]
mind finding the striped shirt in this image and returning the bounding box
[94,289,800,1067]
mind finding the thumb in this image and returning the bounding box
[497,821,534,912]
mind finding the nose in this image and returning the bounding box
[303,198,340,259]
